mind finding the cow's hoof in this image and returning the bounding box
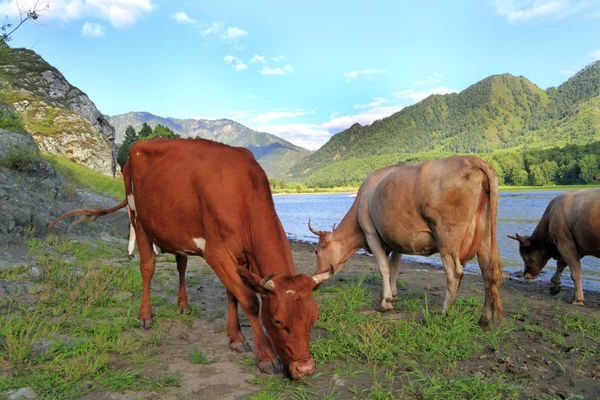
[258,358,282,375]
[128,254,135,260]
[178,306,188,314]
[229,341,251,353]
[391,294,398,299]
[549,286,561,295]
[375,304,393,313]
[477,317,490,329]
[140,319,153,329]
[572,299,584,306]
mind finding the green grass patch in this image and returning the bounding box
[187,346,219,364]
[43,154,124,198]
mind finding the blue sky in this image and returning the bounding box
[2,0,600,150]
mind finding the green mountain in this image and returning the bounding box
[109,112,311,178]
[289,62,600,186]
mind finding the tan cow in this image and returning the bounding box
[308,155,504,326]
[50,138,333,379]
[509,188,600,306]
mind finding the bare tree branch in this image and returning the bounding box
[1,1,48,43]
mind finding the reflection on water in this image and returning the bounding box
[273,191,600,292]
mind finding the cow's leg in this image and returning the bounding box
[389,251,402,299]
[227,290,251,353]
[366,234,394,312]
[176,255,188,314]
[440,252,463,316]
[134,228,156,329]
[550,260,568,295]
[557,245,585,306]
[204,252,280,374]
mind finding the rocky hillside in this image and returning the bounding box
[289,63,600,185]
[0,42,117,177]
[109,112,311,178]
[0,127,129,268]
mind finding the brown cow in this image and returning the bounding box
[308,155,504,327]
[508,188,600,306]
[50,138,333,379]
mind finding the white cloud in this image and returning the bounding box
[590,48,600,60]
[393,86,458,102]
[253,123,331,150]
[493,0,595,22]
[81,21,105,37]
[413,72,443,85]
[222,26,248,43]
[230,110,255,120]
[224,55,248,71]
[170,11,196,24]
[259,65,294,76]
[354,97,387,109]
[561,68,576,75]
[244,94,256,100]
[272,55,285,62]
[250,55,266,63]
[0,0,155,28]
[251,110,314,122]
[322,105,403,133]
[343,69,385,81]
[198,21,224,36]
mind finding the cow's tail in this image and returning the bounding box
[474,158,503,324]
[48,199,128,229]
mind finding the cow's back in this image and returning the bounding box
[548,188,600,257]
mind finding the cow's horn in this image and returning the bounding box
[312,265,335,285]
[260,272,276,291]
[308,219,320,236]
[332,223,337,232]
[507,234,519,241]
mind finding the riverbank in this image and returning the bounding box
[2,230,599,399]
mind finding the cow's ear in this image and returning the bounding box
[237,267,276,294]
[237,266,262,293]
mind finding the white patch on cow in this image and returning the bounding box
[285,290,296,295]
[127,194,136,212]
[128,224,136,256]
[152,244,160,256]
[193,237,206,251]
[136,151,140,156]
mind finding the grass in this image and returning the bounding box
[0,235,188,399]
[43,154,125,198]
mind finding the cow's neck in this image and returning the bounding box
[331,201,365,263]
[531,210,550,243]
[249,207,296,277]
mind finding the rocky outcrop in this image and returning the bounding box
[0,45,117,176]
[0,128,128,268]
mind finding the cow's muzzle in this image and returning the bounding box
[524,271,538,280]
[287,357,315,380]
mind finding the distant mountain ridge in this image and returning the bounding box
[109,112,311,178]
[288,62,600,186]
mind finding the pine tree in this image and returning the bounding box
[138,122,153,140]
[117,125,138,170]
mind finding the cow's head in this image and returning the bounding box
[508,233,552,279]
[308,219,349,278]
[237,267,332,380]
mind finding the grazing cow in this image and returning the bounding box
[127,205,160,259]
[308,155,504,326]
[508,188,600,306]
[49,138,333,379]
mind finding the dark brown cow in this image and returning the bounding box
[508,188,600,306]
[50,138,333,379]
[308,155,504,326]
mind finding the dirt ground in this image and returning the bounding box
[75,239,600,400]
